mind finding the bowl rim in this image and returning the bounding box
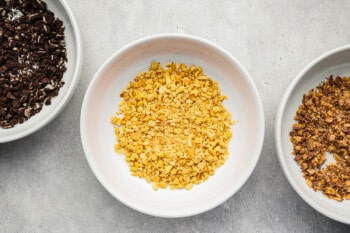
[0,0,83,143]
[80,33,265,217]
[275,44,350,224]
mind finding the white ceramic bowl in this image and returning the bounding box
[276,45,350,224]
[81,34,264,217]
[0,0,83,143]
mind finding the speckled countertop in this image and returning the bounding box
[1,0,350,232]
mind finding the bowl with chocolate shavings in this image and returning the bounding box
[276,45,350,224]
[0,0,82,143]
[81,34,264,217]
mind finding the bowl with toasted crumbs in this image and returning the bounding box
[81,34,264,217]
[276,45,350,224]
[0,0,82,143]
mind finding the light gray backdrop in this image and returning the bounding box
[1,0,350,232]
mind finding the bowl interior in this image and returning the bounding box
[277,46,350,224]
[0,0,81,143]
[81,35,264,217]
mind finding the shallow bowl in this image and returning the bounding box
[0,0,83,143]
[81,34,264,217]
[276,45,350,224]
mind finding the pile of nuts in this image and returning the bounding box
[290,75,350,201]
[0,0,67,128]
[111,61,234,190]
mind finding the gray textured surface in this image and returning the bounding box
[1,0,350,232]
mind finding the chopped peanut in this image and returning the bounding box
[111,61,235,190]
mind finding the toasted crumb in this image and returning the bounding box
[111,61,234,190]
[290,75,350,201]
